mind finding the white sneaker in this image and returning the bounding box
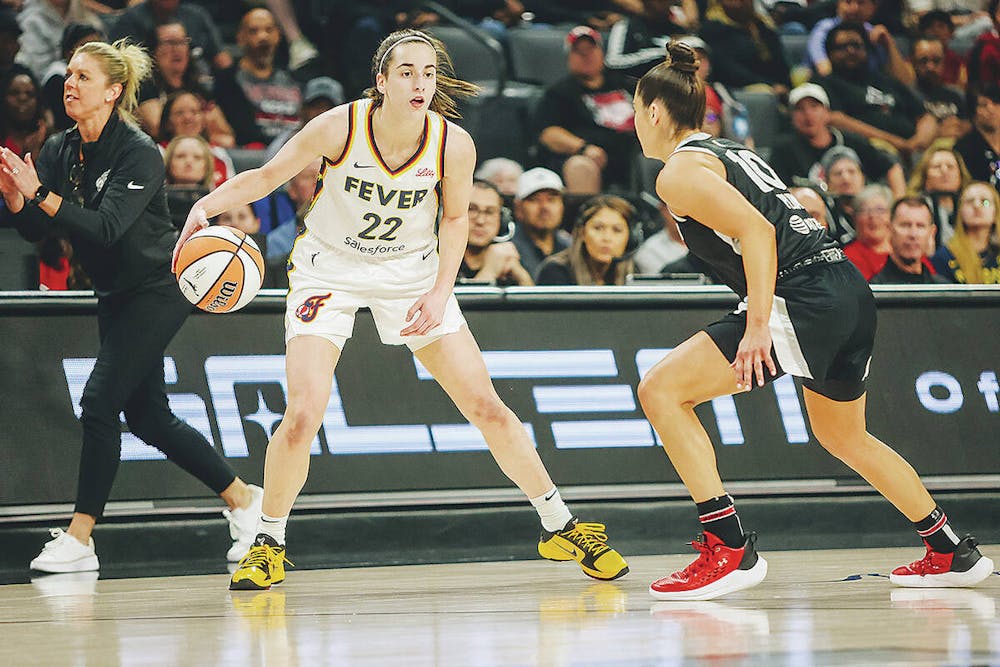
[29,528,99,573]
[288,37,319,71]
[224,484,264,562]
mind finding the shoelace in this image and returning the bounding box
[42,528,68,549]
[240,544,294,571]
[905,547,949,575]
[679,534,715,578]
[563,522,611,556]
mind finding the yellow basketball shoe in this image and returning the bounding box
[229,535,293,591]
[538,519,629,581]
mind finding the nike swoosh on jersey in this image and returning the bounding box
[353,162,375,169]
[421,249,434,260]
[126,181,144,190]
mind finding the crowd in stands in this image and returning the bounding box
[0,0,998,290]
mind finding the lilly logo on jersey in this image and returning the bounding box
[415,167,435,178]
[295,293,332,322]
[343,176,429,209]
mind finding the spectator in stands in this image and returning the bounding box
[529,1,627,30]
[214,7,302,148]
[533,26,639,193]
[917,11,966,87]
[14,0,101,81]
[906,139,972,246]
[0,68,51,159]
[41,22,103,133]
[511,167,571,279]
[820,144,866,243]
[262,158,320,287]
[817,23,936,156]
[536,194,637,286]
[954,82,1000,191]
[158,91,235,188]
[217,202,259,234]
[698,0,791,95]
[163,134,214,188]
[806,0,914,84]
[789,185,830,228]
[931,181,1000,283]
[263,0,319,71]
[474,157,523,200]
[137,20,234,144]
[109,0,232,73]
[605,0,691,81]
[871,197,947,283]
[0,9,25,81]
[266,76,343,161]
[913,37,970,142]
[770,82,904,197]
[843,183,893,278]
[966,0,1000,86]
[460,180,533,286]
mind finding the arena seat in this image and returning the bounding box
[508,27,571,86]
[427,25,506,84]
[732,88,783,153]
[0,228,39,290]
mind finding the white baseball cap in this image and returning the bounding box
[789,83,830,108]
[516,167,564,200]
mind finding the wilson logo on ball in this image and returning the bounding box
[175,226,265,313]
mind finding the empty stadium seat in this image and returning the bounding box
[732,89,783,153]
[508,27,571,86]
[780,33,810,66]
[426,25,505,84]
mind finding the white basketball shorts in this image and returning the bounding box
[284,231,466,351]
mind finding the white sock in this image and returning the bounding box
[256,513,287,545]
[530,487,573,532]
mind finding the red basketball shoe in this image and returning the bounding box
[889,536,994,588]
[649,531,768,601]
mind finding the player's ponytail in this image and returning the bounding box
[76,38,152,126]
[636,39,706,135]
[365,29,479,119]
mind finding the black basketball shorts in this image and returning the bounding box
[704,260,877,402]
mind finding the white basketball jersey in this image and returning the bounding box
[304,98,448,260]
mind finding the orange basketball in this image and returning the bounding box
[175,226,265,313]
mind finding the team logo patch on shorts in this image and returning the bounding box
[295,293,332,322]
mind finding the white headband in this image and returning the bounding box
[378,35,435,76]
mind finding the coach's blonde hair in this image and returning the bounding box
[74,39,152,126]
[364,29,479,119]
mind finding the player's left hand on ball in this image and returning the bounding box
[732,326,776,390]
[401,288,448,336]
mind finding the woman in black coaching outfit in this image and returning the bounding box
[0,39,262,574]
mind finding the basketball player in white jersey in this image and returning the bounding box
[173,29,629,590]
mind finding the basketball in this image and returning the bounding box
[175,226,265,313]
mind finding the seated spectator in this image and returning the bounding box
[843,183,893,278]
[917,11,967,88]
[15,0,100,82]
[511,167,572,279]
[789,185,830,228]
[870,197,948,283]
[816,23,936,156]
[266,76,343,161]
[912,37,971,140]
[931,181,1000,283]
[605,0,690,81]
[217,202,260,235]
[676,34,754,145]
[698,0,791,95]
[40,22,103,133]
[954,82,1000,190]
[632,199,690,274]
[906,139,972,246]
[536,194,637,286]
[137,20,234,145]
[264,157,321,272]
[533,26,639,193]
[459,180,533,286]
[109,0,232,73]
[263,0,319,71]
[806,0,914,84]
[163,134,214,228]
[0,68,51,159]
[819,145,867,243]
[770,82,903,196]
[158,90,235,188]
[966,0,1000,86]
[0,10,24,82]
[214,7,302,148]
[474,157,523,200]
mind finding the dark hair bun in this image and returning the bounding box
[666,41,699,75]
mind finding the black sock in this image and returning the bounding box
[914,506,960,553]
[696,494,745,548]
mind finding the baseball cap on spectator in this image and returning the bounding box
[303,76,344,106]
[516,167,564,200]
[820,145,862,174]
[0,9,22,37]
[789,83,830,108]
[565,26,603,52]
[61,22,104,56]
[675,34,710,56]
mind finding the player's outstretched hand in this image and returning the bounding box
[732,325,776,390]
[401,287,449,337]
[172,205,209,273]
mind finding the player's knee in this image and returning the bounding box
[638,367,689,411]
[811,424,863,460]
[277,403,325,449]
[465,393,512,429]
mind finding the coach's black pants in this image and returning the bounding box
[75,283,236,518]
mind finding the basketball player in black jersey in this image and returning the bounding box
[631,42,994,601]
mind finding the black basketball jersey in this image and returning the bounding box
[668,133,841,297]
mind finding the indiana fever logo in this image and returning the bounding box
[295,293,332,323]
